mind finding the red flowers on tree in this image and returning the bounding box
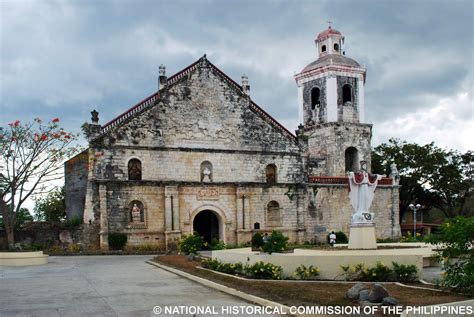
[8,120,20,127]
[0,118,80,248]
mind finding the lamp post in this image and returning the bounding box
[408,203,421,240]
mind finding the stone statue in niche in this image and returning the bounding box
[389,163,400,185]
[131,203,142,222]
[312,106,320,123]
[200,161,213,182]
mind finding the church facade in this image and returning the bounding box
[65,27,401,250]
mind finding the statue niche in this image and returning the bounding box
[200,161,213,182]
[129,201,144,223]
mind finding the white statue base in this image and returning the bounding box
[348,223,377,250]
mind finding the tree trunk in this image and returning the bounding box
[0,199,15,249]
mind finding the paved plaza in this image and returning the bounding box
[0,256,255,317]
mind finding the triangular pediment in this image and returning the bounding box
[94,56,299,153]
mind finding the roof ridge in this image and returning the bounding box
[100,60,203,134]
[99,56,297,143]
[205,59,297,142]
[101,92,160,133]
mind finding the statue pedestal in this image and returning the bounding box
[348,223,377,249]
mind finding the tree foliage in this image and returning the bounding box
[372,138,473,219]
[0,206,33,229]
[0,118,78,248]
[34,186,65,222]
[261,230,289,254]
[426,216,474,294]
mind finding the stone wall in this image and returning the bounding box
[306,184,401,242]
[336,75,359,122]
[94,59,299,154]
[305,122,372,176]
[95,178,401,249]
[67,57,400,251]
[302,77,327,124]
[98,182,301,249]
[64,151,89,220]
[90,148,303,184]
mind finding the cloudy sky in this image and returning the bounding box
[1,0,473,153]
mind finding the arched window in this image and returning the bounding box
[311,87,320,110]
[265,164,277,184]
[334,43,339,52]
[254,222,260,230]
[128,159,142,180]
[200,161,213,182]
[345,147,359,172]
[321,45,326,52]
[343,84,352,103]
[129,200,145,223]
[266,201,280,227]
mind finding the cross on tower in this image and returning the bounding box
[327,20,333,28]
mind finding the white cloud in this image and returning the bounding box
[374,87,473,152]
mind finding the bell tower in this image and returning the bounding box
[295,25,372,176]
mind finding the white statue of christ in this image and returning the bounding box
[348,171,382,224]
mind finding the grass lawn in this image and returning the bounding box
[152,255,471,308]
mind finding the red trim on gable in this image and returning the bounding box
[249,100,297,141]
[166,59,201,86]
[97,57,298,143]
[206,60,297,142]
[206,60,243,91]
[101,92,160,133]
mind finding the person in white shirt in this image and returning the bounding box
[329,231,337,247]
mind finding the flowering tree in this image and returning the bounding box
[0,118,78,248]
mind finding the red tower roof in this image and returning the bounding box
[316,26,342,42]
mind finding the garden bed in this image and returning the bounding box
[152,255,470,308]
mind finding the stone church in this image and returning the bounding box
[65,26,401,250]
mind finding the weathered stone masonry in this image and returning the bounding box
[65,27,401,250]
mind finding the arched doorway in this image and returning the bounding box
[193,210,219,244]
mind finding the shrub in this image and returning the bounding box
[108,233,128,250]
[210,238,227,250]
[364,261,393,281]
[201,258,243,275]
[218,262,243,274]
[336,231,348,243]
[400,231,424,242]
[68,243,81,253]
[251,232,264,249]
[326,231,348,244]
[376,237,399,243]
[225,241,251,249]
[47,245,63,253]
[341,261,393,282]
[133,244,162,252]
[178,233,204,255]
[293,264,320,280]
[201,258,222,271]
[426,216,474,294]
[64,216,82,227]
[244,261,283,279]
[261,231,289,254]
[26,243,45,251]
[392,262,418,282]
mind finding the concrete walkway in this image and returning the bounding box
[0,255,259,317]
